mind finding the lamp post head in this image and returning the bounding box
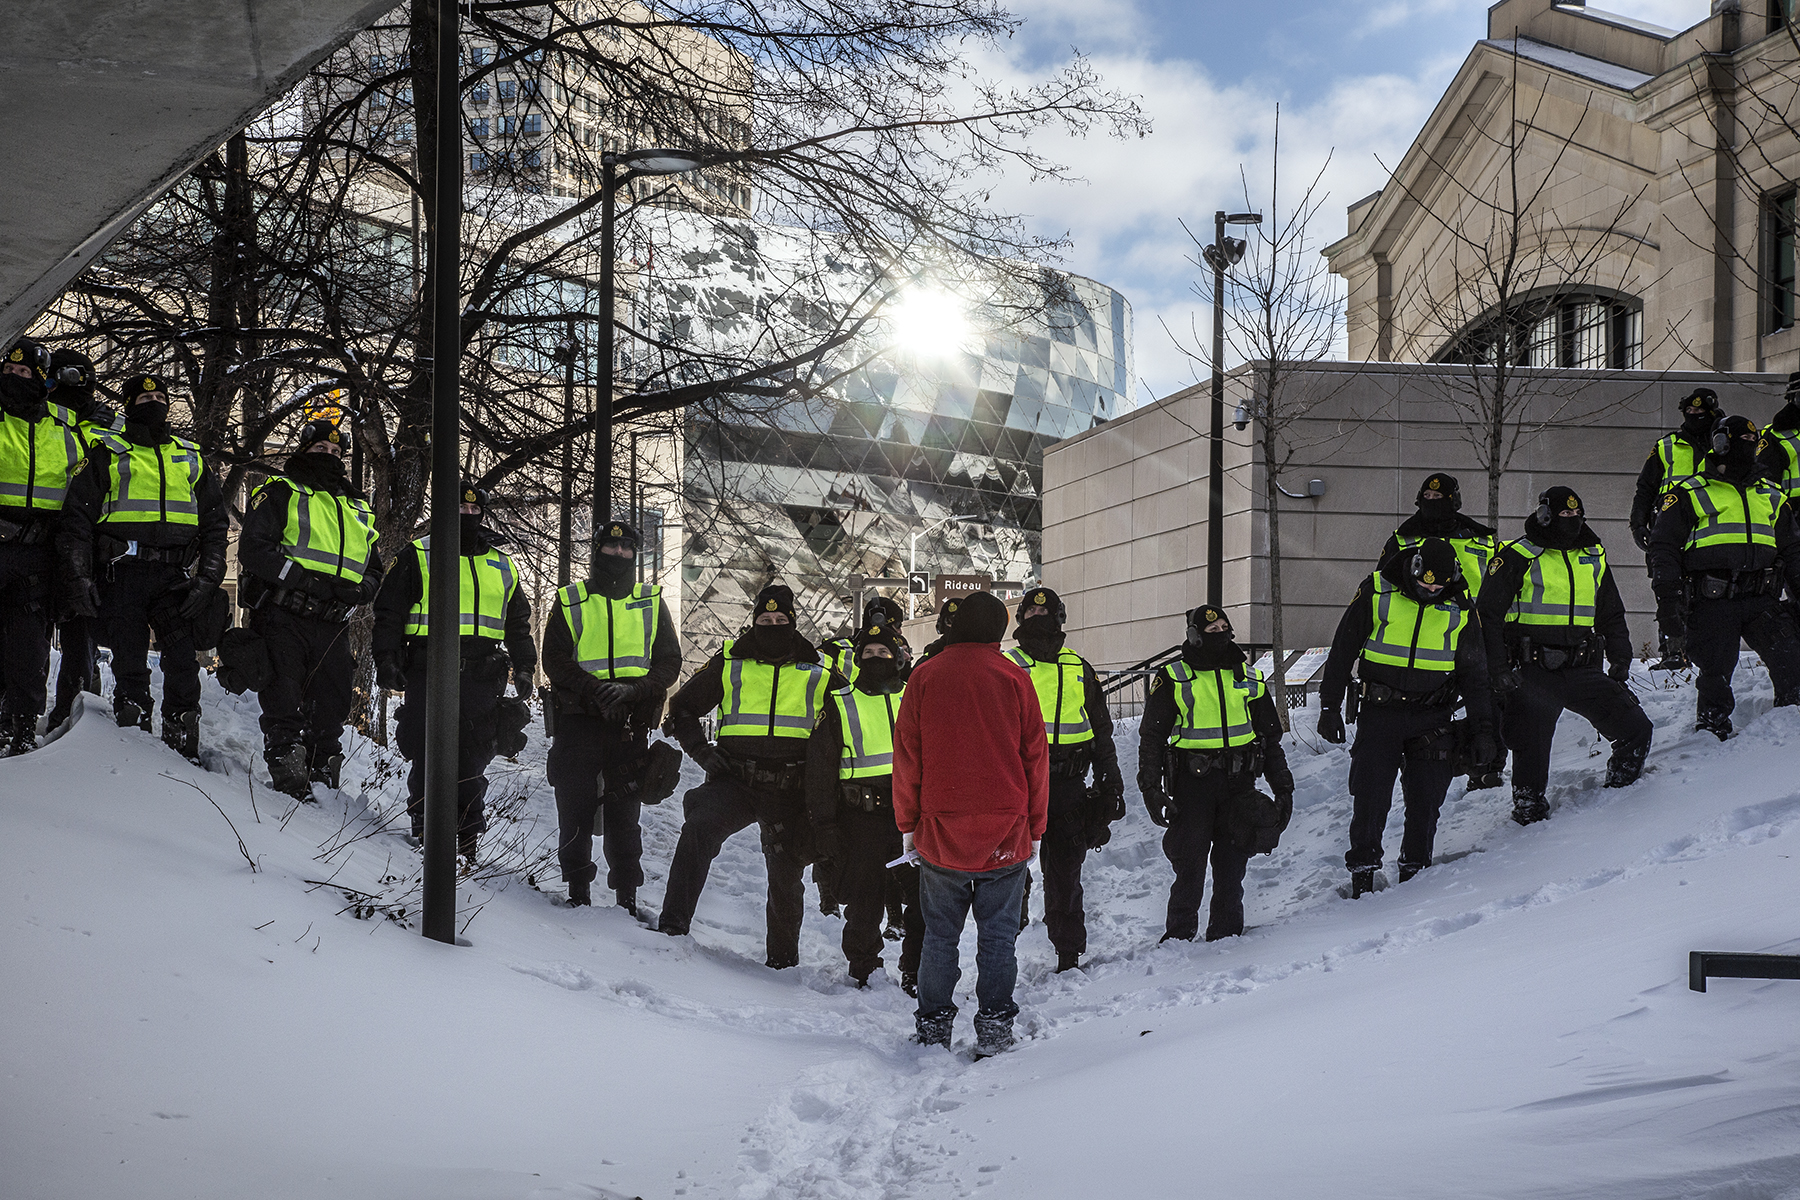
[617,147,705,175]
[1225,212,1263,226]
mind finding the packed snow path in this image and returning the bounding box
[3,659,1797,1199]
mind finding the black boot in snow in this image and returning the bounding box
[114,692,152,732]
[267,744,311,801]
[161,708,200,764]
[615,889,637,917]
[1398,862,1426,884]
[1055,950,1082,974]
[0,712,35,757]
[458,829,480,868]
[900,971,918,998]
[972,1010,1016,1058]
[566,878,592,906]
[1603,737,1649,788]
[1695,709,1732,741]
[1350,868,1376,899]
[1510,786,1550,826]
[913,1007,955,1048]
[309,753,344,791]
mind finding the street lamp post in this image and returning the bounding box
[591,148,704,567]
[908,513,981,618]
[553,324,578,584]
[1203,210,1263,611]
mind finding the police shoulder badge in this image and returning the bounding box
[1661,492,1679,511]
[1148,674,1164,693]
[1487,557,1502,576]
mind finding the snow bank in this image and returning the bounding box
[2,656,1797,1198]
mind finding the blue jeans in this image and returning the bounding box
[916,858,1028,1022]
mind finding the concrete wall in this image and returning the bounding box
[1042,361,1786,672]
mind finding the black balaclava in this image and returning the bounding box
[1405,538,1463,606]
[122,375,171,441]
[1712,414,1760,481]
[1013,586,1066,659]
[743,584,800,659]
[1532,486,1587,550]
[1181,605,1245,669]
[284,448,345,491]
[592,518,643,597]
[1679,388,1722,439]
[943,591,1008,645]
[1413,471,1462,529]
[852,617,905,690]
[1,339,47,415]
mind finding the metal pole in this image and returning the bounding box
[421,0,463,946]
[1208,209,1226,612]
[557,319,575,585]
[590,160,617,563]
[629,430,640,584]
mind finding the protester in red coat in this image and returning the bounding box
[892,591,1048,1055]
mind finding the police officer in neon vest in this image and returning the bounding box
[1003,586,1121,973]
[372,482,536,863]
[237,419,385,800]
[804,614,922,989]
[1319,538,1498,898]
[57,374,228,762]
[659,583,848,968]
[0,337,92,755]
[1630,387,1722,551]
[1138,606,1295,942]
[1377,472,1498,600]
[541,518,681,913]
[1756,373,1800,503]
[42,348,119,729]
[1479,486,1652,826]
[1649,414,1800,739]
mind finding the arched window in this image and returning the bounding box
[1434,291,1642,370]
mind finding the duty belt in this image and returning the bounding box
[1170,744,1262,779]
[1358,679,1458,709]
[1690,568,1779,601]
[1048,744,1094,780]
[113,541,193,566]
[726,754,805,793]
[261,584,351,624]
[839,781,893,812]
[0,514,53,545]
[1513,634,1602,672]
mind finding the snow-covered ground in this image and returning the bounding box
[3,653,1797,1199]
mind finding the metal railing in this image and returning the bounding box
[1097,643,1323,720]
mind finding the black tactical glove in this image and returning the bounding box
[1275,791,1294,833]
[1092,758,1125,802]
[177,578,217,622]
[1470,721,1501,772]
[1630,523,1651,552]
[1318,706,1346,744]
[58,577,99,622]
[1661,633,1687,662]
[375,652,407,691]
[1607,659,1631,683]
[512,666,535,695]
[1655,602,1686,642]
[689,741,729,778]
[593,679,643,719]
[1139,770,1171,827]
[330,578,367,607]
[1493,668,1522,695]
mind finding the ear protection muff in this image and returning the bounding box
[1536,492,1552,526]
[1712,419,1731,456]
[1410,547,1424,581]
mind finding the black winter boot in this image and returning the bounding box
[914,1007,955,1048]
[1350,868,1376,899]
[567,878,591,906]
[900,971,918,998]
[1055,950,1082,973]
[1511,786,1550,826]
[1603,737,1649,788]
[310,754,344,790]
[267,744,311,801]
[0,711,35,757]
[114,692,152,732]
[1695,708,1732,741]
[162,708,200,764]
[1398,862,1426,884]
[972,1010,1016,1057]
[458,829,479,866]
[615,888,637,917]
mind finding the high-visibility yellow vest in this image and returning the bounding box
[1655,433,1704,491]
[1163,661,1262,749]
[1676,476,1784,554]
[1004,646,1096,746]
[1504,540,1606,629]
[0,403,86,514]
[1391,532,1494,599]
[94,431,204,529]
[820,638,857,683]
[1764,428,1800,501]
[253,477,379,584]
[556,581,660,679]
[1362,574,1469,673]
[715,639,830,740]
[402,537,519,639]
[832,684,904,779]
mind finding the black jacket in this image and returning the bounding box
[1757,401,1800,483]
[237,454,384,604]
[57,419,229,589]
[1319,557,1494,722]
[665,629,849,763]
[1136,645,1294,795]
[1646,459,1800,609]
[803,674,905,827]
[1478,517,1631,671]
[1631,429,1707,538]
[371,531,536,671]
[540,581,682,724]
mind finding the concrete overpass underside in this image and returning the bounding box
[0,0,403,345]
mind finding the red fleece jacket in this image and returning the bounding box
[893,641,1049,872]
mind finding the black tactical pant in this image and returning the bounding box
[49,616,99,723]
[659,770,809,965]
[1502,663,1652,792]
[1685,594,1800,719]
[251,606,355,770]
[832,801,922,982]
[0,542,53,719]
[395,652,504,836]
[1346,702,1459,873]
[547,711,647,893]
[1040,774,1092,956]
[1163,766,1256,941]
[98,560,199,714]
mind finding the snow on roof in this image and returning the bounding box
[1482,36,1656,91]
[1556,3,1678,38]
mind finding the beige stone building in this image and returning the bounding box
[1325,0,1800,374]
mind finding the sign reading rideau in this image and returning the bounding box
[933,573,993,606]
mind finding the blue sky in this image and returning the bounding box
[979,0,1707,402]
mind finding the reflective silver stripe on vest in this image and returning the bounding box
[278,484,373,577]
[1508,540,1600,620]
[1167,662,1256,744]
[562,583,658,673]
[1370,581,1460,667]
[718,657,827,734]
[103,439,203,518]
[1005,647,1093,741]
[836,689,895,772]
